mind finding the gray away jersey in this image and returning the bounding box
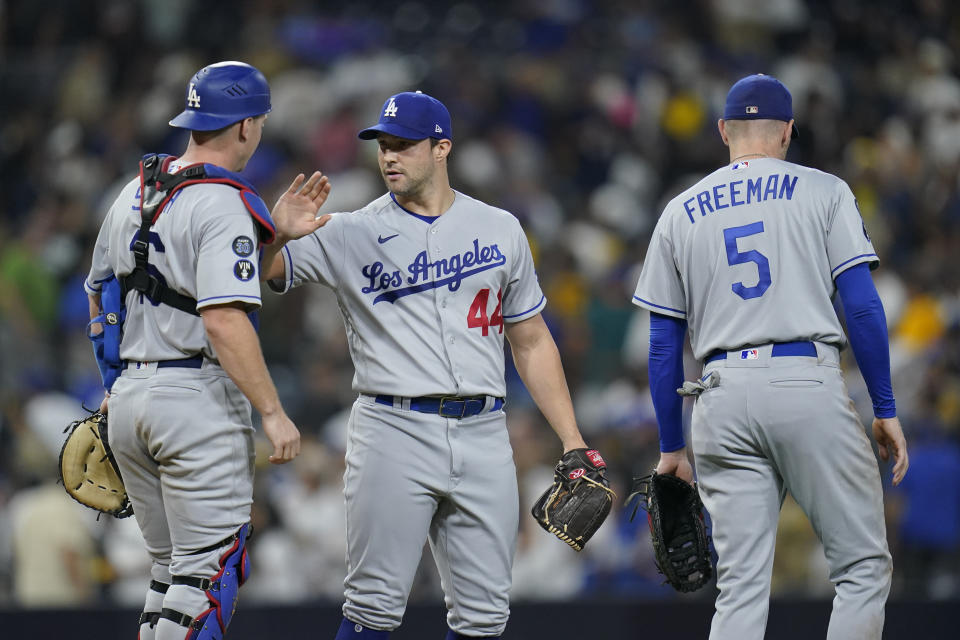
[271,191,546,397]
[633,158,877,360]
[85,163,262,363]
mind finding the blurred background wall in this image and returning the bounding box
[1,0,959,636]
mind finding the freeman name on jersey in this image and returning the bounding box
[683,172,799,224]
[362,238,506,304]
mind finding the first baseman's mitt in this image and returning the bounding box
[627,471,711,592]
[531,448,615,551]
[59,411,133,518]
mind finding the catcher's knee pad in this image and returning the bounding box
[160,524,252,640]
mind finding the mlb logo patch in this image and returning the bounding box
[732,161,749,170]
[740,349,759,360]
[746,105,759,114]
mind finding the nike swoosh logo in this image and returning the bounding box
[377,233,399,244]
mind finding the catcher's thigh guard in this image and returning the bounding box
[160,524,252,640]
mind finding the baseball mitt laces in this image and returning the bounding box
[626,471,712,592]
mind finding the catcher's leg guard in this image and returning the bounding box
[335,617,391,639]
[138,580,169,640]
[159,524,252,640]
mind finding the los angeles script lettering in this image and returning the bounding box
[361,239,505,296]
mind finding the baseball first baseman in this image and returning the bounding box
[261,91,603,639]
[85,61,329,640]
[632,74,909,639]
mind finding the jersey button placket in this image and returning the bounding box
[429,223,461,393]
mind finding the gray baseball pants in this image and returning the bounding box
[108,362,255,640]
[691,342,891,640]
[342,396,518,637]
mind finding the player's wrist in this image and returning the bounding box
[561,437,588,453]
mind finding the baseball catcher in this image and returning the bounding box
[627,471,711,592]
[59,411,133,518]
[531,448,615,551]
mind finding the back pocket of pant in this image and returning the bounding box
[769,378,823,388]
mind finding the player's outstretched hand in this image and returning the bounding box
[655,448,694,486]
[261,411,301,464]
[872,416,908,486]
[272,171,332,242]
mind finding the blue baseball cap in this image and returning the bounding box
[723,74,799,139]
[169,61,271,131]
[358,91,452,141]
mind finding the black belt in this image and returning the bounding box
[374,395,505,419]
[704,341,817,365]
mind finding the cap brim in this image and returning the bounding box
[358,122,433,141]
[791,123,799,139]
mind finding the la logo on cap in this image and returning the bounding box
[384,97,398,117]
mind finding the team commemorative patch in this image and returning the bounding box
[232,235,254,257]
[234,259,255,281]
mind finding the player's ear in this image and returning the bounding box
[237,117,255,143]
[718,119,730,146]
[783,120,794,146]
[434,139,451,161]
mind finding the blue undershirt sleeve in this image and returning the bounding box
[835,262,897,418]
[649,312,688,452]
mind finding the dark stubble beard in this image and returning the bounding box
[384,163,433,199]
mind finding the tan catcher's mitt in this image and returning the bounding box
[59,411,133,518]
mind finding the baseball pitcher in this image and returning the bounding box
[633,74,908,639]
[261,91,610,639]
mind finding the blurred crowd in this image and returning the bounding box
[2,0,960,609]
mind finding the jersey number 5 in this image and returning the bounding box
[723,222,771,300]
[467,288,504,335]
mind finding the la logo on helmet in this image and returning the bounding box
[384,97,398,117]
[187,83,201,108]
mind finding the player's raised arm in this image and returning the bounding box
[260,171,332,281]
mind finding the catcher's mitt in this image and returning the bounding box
[531,448,615,551]
[59,411,133,518]
[627,471,711,592]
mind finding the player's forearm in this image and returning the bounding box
[506,316,586,452]
[649,313,688,452]
[836,264,897,418]
[259,242,287,282]
[202,304,283,417]
[88,294,102,335]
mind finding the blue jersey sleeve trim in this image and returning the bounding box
[197,294,262,305]
[503,295,546,320]
[836,263,896,417]
[284,244,294,291]
[831,253,879,276]
[632,296,687,316]
[649,312,687,452]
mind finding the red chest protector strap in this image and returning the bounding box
[121,154,277,316]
